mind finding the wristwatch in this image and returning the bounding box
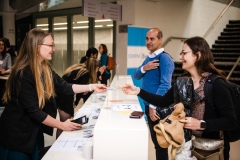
[200,120,206,129]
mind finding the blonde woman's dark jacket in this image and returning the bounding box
[0,66,74,153]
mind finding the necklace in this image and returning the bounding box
[192,77,201,84]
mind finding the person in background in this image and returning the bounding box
[123,36,237,160]
[0,38,12,106]
[56,58,100,138]
[3,37,16,64]
[0,38,12,75]
[133,28,174,160]
[80,47,98,63]
[98,43,111,85]
[0,28,106,160]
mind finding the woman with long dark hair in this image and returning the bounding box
[98,44,111,85]
[0,38,11,75]
[122,36,237,160]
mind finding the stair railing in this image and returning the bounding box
[203,0,234,38]
[226,56,240,80]
[163,0,234,48]
[162,36,188,48]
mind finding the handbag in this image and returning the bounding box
[156,76,194,120]
[156,103,174,119]
[154,102,186,159]
[191,135,224,160]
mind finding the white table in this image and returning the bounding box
[42,75,148,160]
[94,75,148,160]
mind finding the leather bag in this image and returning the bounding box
[191,136,224,160]
[154,102,186,159]
[156,103,174,119]
[156,77,194,120]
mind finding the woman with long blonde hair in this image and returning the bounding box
[0,28,106,160]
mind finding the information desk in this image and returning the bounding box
[42,75,148,160]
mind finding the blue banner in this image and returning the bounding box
[127,26,149,115]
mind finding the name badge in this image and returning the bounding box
[0,61,3,65]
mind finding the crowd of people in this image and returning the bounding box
[0,27,237,160]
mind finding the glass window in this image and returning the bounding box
[73,14,89,64]
[36,18,49,31]
[51,16,67,76]
[95,18,113,58]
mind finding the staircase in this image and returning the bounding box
[173,20,240,85]
[212,20,240,85]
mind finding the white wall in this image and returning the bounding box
[116,0,240,74]
[0,0,15,45]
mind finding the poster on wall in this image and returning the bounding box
[127,26,149,112]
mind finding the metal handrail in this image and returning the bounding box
[227,56,240,80]
[162,0,234,48]
[162,36,188,48]
[203,0,234,38]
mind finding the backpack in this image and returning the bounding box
[107,55,115,70]
[204,74,240,142]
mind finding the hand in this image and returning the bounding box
[179,117,202,130]
[0,69,6,74]
[98,75,102,80]
[143,60,159,71]
[99,66,106,74]
[149,108,160,121]
[91,84,107,93]
[83,91,88,95]
[122,84,140,95]
[62,119,82,131]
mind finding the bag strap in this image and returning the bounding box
[204,74,223,108]
[204,74,225,140]
[157,52,173,83]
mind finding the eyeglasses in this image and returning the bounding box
[40,44,55,48]
[179,51,192,56]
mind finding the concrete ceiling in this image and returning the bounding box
[9,0,240,14]
[10,0,117,13]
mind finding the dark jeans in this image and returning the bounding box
[100,72,111,85]
[145,105,168,160]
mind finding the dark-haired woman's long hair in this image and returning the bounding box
[184,36,226,79]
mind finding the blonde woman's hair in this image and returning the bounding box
[3,28,54,108]
[64,58,99,84]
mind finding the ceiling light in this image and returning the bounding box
[77,21,89,24]
[36,24,49,27]
[54,27,67,30]
[95,19,112,22]
[73,26,89,29]
[54,23,67,26]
